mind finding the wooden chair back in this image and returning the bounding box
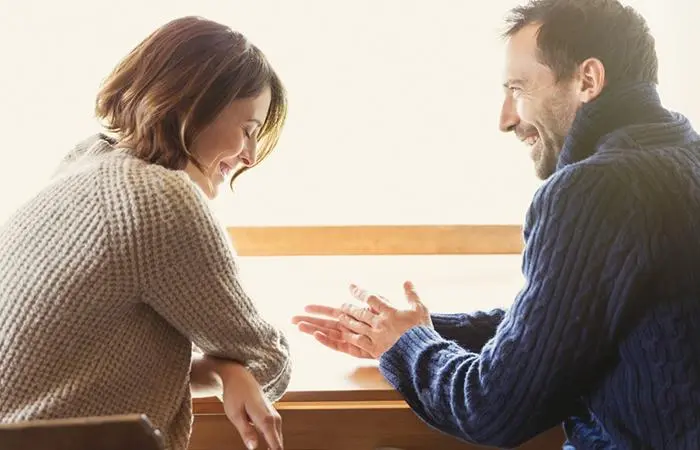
[0,414,164,450]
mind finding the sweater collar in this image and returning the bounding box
[556,82,699,170]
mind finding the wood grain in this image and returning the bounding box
[190,405,565,450]
[227,225,523,256]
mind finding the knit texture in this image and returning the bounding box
[0,136,291,450]
[380,82,700,449]
[431,309,506,352]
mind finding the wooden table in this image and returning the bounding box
[189,255,566,450]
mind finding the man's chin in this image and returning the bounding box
[533,156,557,180]
[534,167,551,180]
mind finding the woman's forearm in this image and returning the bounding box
[190,353,239,399]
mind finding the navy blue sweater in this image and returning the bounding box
[378,83,700,449]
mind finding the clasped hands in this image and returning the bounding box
[292,281,433,359]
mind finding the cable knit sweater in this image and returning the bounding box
[379,83,700,449]
[0,135,291,450]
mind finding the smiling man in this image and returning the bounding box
[499,16,585,180]
[293,0,700,449]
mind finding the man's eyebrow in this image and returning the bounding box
[503,78,526,88]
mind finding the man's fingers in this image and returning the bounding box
[341,330,373,353]
[338,312,372,334]
[296,321,343,341]
[340,303,377,326]
[249,408,283,450]
[352,346,374,359]
[349,284,393,314]
[313,331,353,354]
[313,332,373,359]
[365,294,393,314]
[349,284,371,303]
[225,408,259,450]
[342,341,374,359]
[403,280,422,305]
[291,315,341,330]
[303,304,343,318]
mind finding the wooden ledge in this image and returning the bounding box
[193,398,409,414]
[227,224,523,256]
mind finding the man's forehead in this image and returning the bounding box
[503,23,549,82]
[507,23,541,56]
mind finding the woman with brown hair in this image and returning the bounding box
[0,16,290,450]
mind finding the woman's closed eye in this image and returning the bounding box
[243,126,260,140]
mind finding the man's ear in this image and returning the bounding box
[577,58,606,103]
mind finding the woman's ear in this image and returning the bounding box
[577,58,606,103]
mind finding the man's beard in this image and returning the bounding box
[533,132,564,180]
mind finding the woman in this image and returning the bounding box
[0,16,290,450]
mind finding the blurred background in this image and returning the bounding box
[2,0,694,226]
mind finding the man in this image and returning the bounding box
[292,0,700,448]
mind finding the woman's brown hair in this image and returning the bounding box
[96,16,287,186]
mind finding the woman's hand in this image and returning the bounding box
[217,362,284,450]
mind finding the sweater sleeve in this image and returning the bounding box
[131,169,291,401]
[430,309,506,352]
[378,164,647,448]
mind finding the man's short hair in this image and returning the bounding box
[504,0,658,85]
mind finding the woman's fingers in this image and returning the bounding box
[225,407,260,450]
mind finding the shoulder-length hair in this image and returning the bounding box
[96,16,287,186]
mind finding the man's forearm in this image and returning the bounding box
[431,309,506,352]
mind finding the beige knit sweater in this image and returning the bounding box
[0,135,291,450]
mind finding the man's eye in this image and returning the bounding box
[509,86,523,97]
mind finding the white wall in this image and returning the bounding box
[0,0,695,225]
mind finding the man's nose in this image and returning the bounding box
[499,95,520,133]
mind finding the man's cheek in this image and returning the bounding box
[515,97,535,124]
[515,97,538,128]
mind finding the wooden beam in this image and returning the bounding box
[190,408,565,450]
[227,224,523,256]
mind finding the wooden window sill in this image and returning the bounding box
[189,226,565,449]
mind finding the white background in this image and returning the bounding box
[0,0,696,226]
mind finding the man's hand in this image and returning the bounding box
[217,362,283,450]
[291,304,374,359]
[292,281,433,359]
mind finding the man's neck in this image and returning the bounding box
[556,82,683,170]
